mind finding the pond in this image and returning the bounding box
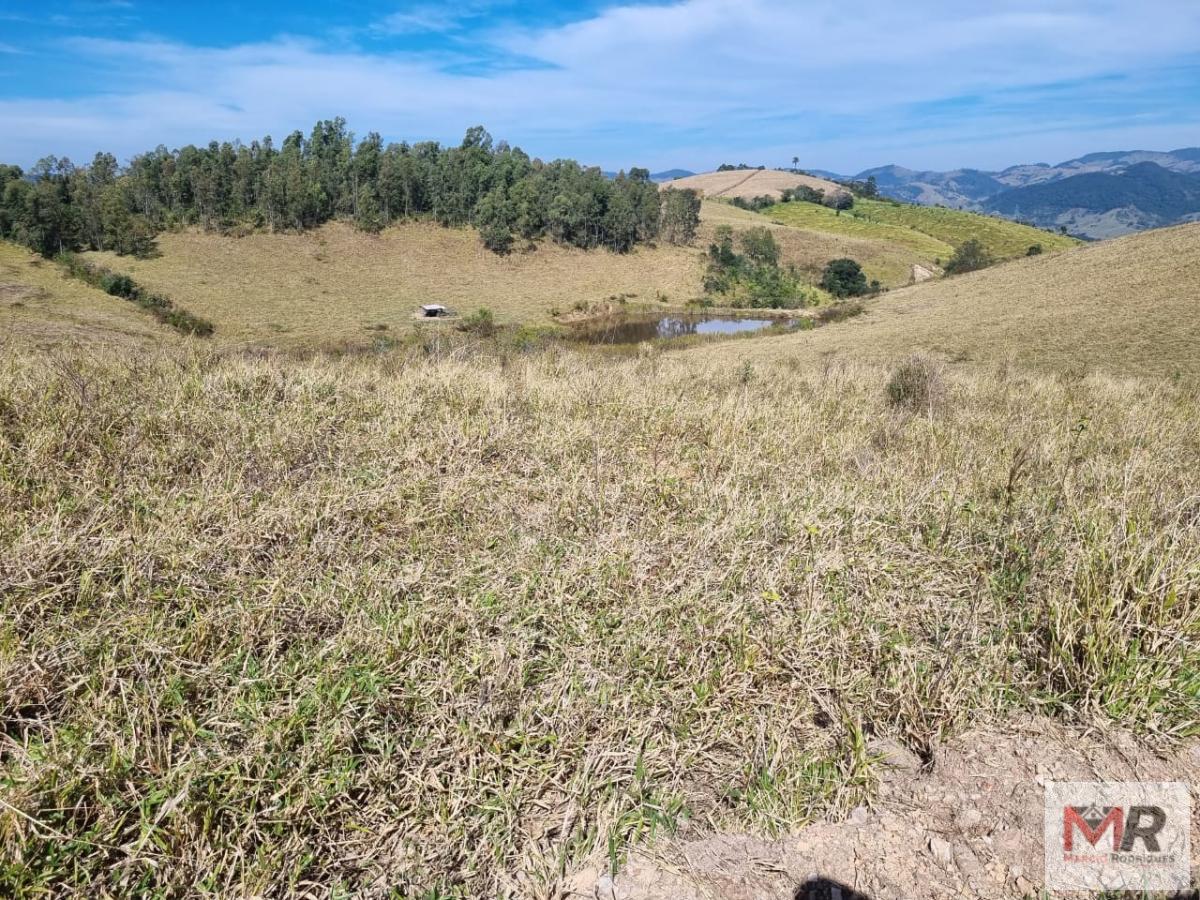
[571,314,798,345]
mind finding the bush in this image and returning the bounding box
[827,191,854,211]
[479,222,514,254]
[459,307,497,337]
[944,239,994,275]
[740,227,780,266]
[780,185,825,205]
[100,273,137,298]
[820,258,868,298]
[1026,243,1044,256]
[886,355,945,412]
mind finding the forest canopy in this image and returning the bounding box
[0,120,699,258]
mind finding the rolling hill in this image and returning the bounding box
[5,170,1200,900]
[762,196,1076,281]
[697,222,1200,377]
[699,200,947,288]
[846,198,1079,257]
[6,220,1200,898]
[71,198,980,347]
[661,168,847,202]
[650,168,695,182]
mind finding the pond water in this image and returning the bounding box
[571,314,795,345]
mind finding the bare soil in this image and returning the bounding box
[570,720,1200,899]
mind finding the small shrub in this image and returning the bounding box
[479,222,514,255]
[944,239,994,275]
[1026,243,1044,256]
[886,355,945,412]
[459,307,497,337]
[160,308,216,336]
[100,272,137,298]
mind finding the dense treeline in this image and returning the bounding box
[0,120,700,258]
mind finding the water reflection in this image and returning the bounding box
[572,314,793,345]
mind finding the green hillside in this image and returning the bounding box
[763,200,953,261]
[764,197,1079,269]
[850,197,1081,257]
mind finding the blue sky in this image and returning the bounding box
[2,0,1199,173]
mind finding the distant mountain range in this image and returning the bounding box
[650,168,696,183]
[603,168,696,183]
[604,168,700,183]
[812,149,1200,239]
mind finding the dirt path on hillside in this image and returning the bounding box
[710,170,764,198]
[568,720,1200,899]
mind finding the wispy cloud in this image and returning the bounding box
[374,6,469,35]
[1,0,1198,171]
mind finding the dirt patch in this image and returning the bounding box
[570,720,1200,899]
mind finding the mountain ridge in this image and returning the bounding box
[814,148,1200,238]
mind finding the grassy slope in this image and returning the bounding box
[76,205,928,349]
[700,201,941,289]
[85,222,707,347]
[0,241,176,349]
[663,168,844,201]
[850,198,1080,258]
[696,223,1200,377]
[764,201,954,259]
[760,201,951,286]
[3,346,1197,897]
[762,197,1080,283]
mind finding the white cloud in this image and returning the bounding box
[374,7,469,35]
[1,0,1198,171]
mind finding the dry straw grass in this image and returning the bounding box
[77,202,941,348]
[699,222,1200,378]
[2,342,1197,897]
[661,169,844,202]
[0,243,177,350]
[85,222,706,347]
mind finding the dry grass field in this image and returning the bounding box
[662,169,845,201]
[73,204,937,348]
[3,213,1199,897]
[698,222,1200,377]
[2,342,1197,897]
[0,242,177,350]
[85,222,707,346]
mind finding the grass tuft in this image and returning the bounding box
[886,354,946,413]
